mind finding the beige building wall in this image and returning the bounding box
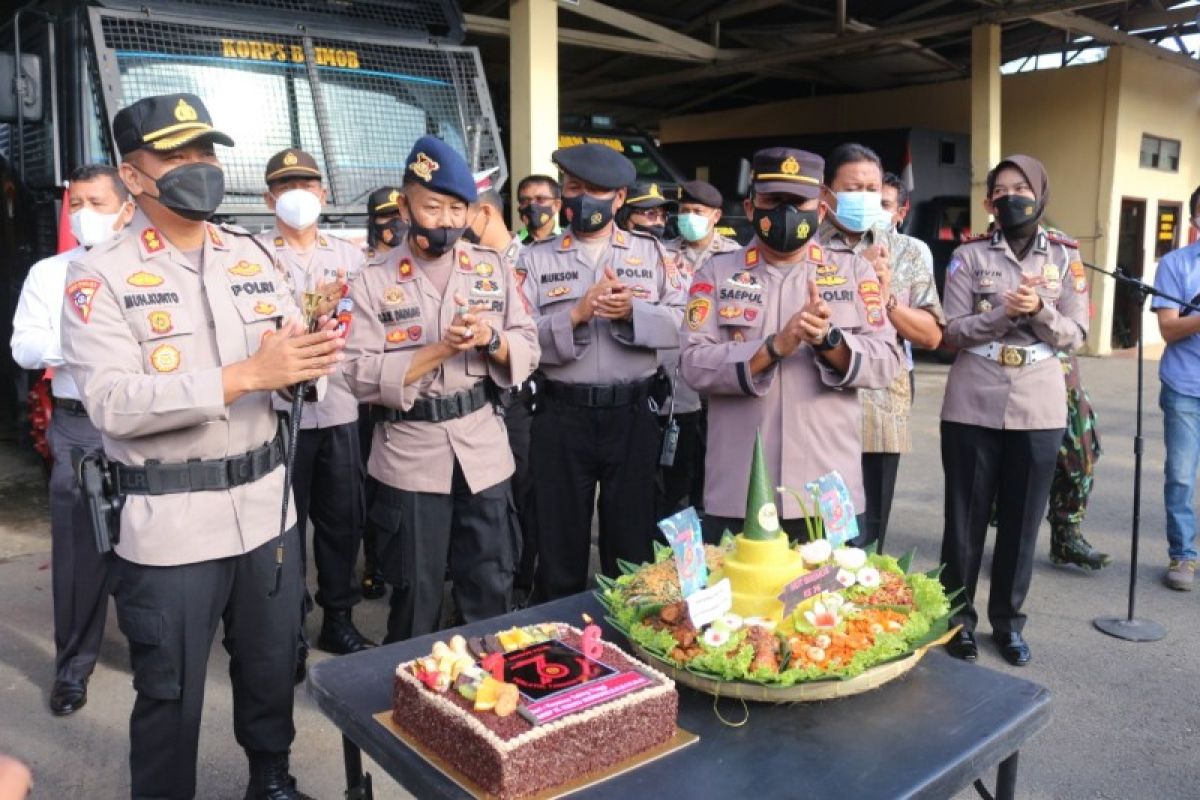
[659,45,1200,355]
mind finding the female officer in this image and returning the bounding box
[938,155,1088,666]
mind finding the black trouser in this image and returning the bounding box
[860,452,902,553]
[505,386,538,591]
[702,514,867,546]
[369,464,518,644]
[939,421,1062,636]
[48,406,112,685]
[356,404,381,573]
[656,409,705,518]
[292,421,363,611]
[113,527,304,799]
[531,393,660,601]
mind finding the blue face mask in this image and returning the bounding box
[677,212,710,243]
[834,191,884,233]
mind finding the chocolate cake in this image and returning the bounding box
[391,625,678,799]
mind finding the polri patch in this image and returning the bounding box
[686,297,711,330]
[66,279,100,323]
[150,344,181,373]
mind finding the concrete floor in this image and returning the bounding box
[0,352,1197,799]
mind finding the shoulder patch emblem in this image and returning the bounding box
[127,271,164,288]
[1069,261,1087,293]
[686,296,712,330]
[147,310,173,334]
[228,260,262,277]
[150,344,181,373]
[66,279,100,323]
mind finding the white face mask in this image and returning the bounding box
[274,188,322,230]
[69,207,123,248]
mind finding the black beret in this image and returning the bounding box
[680,179,722,209]
[113,93,234,156]
[551,143,636,190]
[404,135,478,203]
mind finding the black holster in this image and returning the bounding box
[72,448,124,555]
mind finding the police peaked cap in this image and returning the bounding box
[552,143,636,190]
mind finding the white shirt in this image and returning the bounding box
[10,246,87,400]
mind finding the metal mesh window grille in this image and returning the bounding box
[108,0,458,35]
[93,11,503,212]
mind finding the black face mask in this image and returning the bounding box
[753,204,819,253]
[369,218,406,249]
[633,223,666,241]
[519,202,556,231]
[136,161,226,221]
[993,195,1039,231]
[408,220,466,257]
[561,193,614,234]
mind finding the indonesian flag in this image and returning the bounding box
[57,182,78,253]
[900,142,915,193]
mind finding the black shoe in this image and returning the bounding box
[50,679,87,716]
[1050,528,1112,570]
[946,629,978,662]
[993,632,1031,666]
[245,752,312,800]
[317,609,377,655]
[360,568,386,600]
[294,641,308,686]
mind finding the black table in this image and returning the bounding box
[308,593,1051,800]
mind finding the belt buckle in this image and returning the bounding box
[999,345,1026,367]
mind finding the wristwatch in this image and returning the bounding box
[816,326,844,352]
[764,333,784,362]
[480,329,502,356]
[885,294,899,312]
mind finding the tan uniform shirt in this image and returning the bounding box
[261,227,365,429]
[344,240,539,495]
[940,228,1089,430]
[61,210,298,567]
[819,224,946,454]
[663,233,742,415]
[517,227,687,385]
[681,239,905,519]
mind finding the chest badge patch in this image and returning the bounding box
[547,285,571,298]
[253,301,276,315]
[150,344,181,373]
[386,328,408,344]
[127,271,164,288]
[728,271,761,289]
[474,278,502,295]
[629,285,651,300]
[147,310,173,334]
[475,262,494,277]
[228,261,262,277]
[384,286,406,305]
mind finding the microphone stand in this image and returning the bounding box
[1084,261,1200,642]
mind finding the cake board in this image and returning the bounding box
[373,711,698,800]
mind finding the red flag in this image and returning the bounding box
[57,182,78,253]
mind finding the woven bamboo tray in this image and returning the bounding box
[627,626,958,703]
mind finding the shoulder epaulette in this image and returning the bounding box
[1045,229,1079,248]
[961,232,991,244]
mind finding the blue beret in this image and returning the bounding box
[552,143,635,190]
[404,135,478,203]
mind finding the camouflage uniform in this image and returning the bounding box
[1047,353,1111,568]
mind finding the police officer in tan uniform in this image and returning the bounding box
[345,136,539,643]
[618,179,675,241]
[681,148,904,543]
[659,180,740,515]
[939,155,1088,667]
[258,148,375,656]
[518,144,686,601]
[366,186,406,252]
[62,93,344,799]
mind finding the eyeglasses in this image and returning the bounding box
[630,208,667,222]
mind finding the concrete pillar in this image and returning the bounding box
[970,24,1001,237]
[509,0,559,222]
[1087,47,1125,356]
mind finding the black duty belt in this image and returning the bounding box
[541,378,652,408]
[53,398,87,415]
[369,381,493,424]
[115,431,285,495]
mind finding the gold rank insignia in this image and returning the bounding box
[147,310,173,334]
[560,235,573,250]
[253,301,276,315]
[745,247,759,267]
[388,189,400,204]
[150,344,181,372]
[140,228,165,254]
[808,243,823,262]
[174,98,198,122]
[283,151,298,166]
[228,261,262,277]
[274,236,285,248]
[547,285,570,298]
[475,262,494,277]
[206,225,224,248]
[408,152,439,182]
[458,252,473,272]
[318,236,328,248]
[399,259,413,278]
[127,270,164,287]
[614,231,626,246]
[383,286,405,305]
